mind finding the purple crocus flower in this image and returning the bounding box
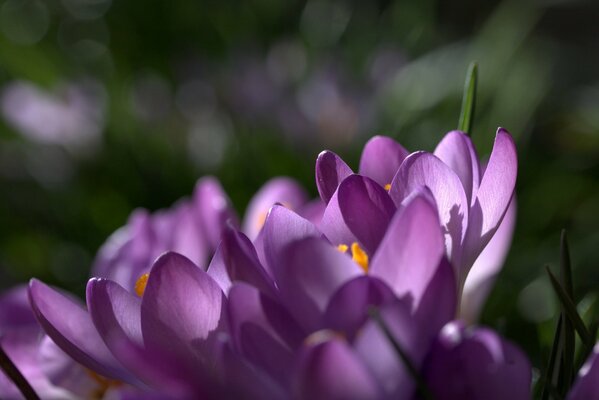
[93,175,312,293]
[567,344,599,400]
[0,286,140,399]
[315,129,517,318]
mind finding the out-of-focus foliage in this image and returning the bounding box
[0,0,598,380]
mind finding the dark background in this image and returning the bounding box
[0,0,598,377]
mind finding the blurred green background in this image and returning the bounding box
[0,0,598,380]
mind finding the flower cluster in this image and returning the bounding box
[2,129,597,399]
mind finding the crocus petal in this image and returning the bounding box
[228,283,296,384]
[464,128,517,267]
[169,202,208,268]
[434,130,480,206]
[461,198,516,323]
[193,177,238,251]
[390,151,469,270]
[315,150,353,204]
[370,192,447,308]
[0,285,38,329]
[220,226,277,297]
[413,257,457,339]
[28,279,132,382]
[87,278,142,345]
[297,199,326,227]
[568,344,599,400]
[339,175,396,255]
[278,237,363,331]
[263,205,320,282]
[424,322,531,400]
[322,175,396,255]
[319,186,359,250]
[243,177,309,240]
[206,244,231,294]
[141,252,227,362]
[353,299,426,397]
[323,276,395,340]
[358,135,409,188]
[295,339,380,400]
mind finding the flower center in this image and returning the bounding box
[337,242,369,273]
[86,369,122,399]
[134,273,149,297]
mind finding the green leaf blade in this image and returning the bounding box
[458,61,478,135]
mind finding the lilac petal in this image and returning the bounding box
[390,151,469,269]
[193,177,238,250]
[319,187,359,250]
[0,285,37,329]
[322,175,396,255]
[338,175,396,254]
[206,243,231,294]
[243,177,309,240]
[434,130,481,206]
[323,276,395,340]
[220,226,277,297]
[228,283,295,384]
[141,252,228,362]
[278,237,363,331]
[358,135,409,188]
[295,339,380,400]
[370,192,447,309]
[297,199,326,227]
[424,322,531,400]
[263,205,320,282]
[353,299,426,397]
[461,198,516,323]
[315,150,353,204]
[28,279,132,381]
[568,344,599,400]
[464,128,517,268]
[414,257,457,339]
[86,277,157,385]
[169,202,208,268]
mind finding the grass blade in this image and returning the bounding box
[457,61,478,135]
[0,343,40,400]
[368,307,434,400]
[559,230,575,389]
[540,315,564,400]
[546,266,592,346]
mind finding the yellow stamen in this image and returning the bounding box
[134,273,149,297]
[384,183,391,191]
[337,244,349,253]
[86,369,122,399]
[351,242,369,273]
[304,329,346,346]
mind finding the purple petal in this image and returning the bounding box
[322,175,396,255]
[243,177,309,240]
[323,276,395,340]
[315,150,353,204]
[297,199,326,227]
[0,285,37,329]
[227,283,295,384]
[358,135,409,188]
[169,202,208,268]
[464,128,517,268]
[193,177,238,250]
[295,339,380,400]
[390,151,469,270]
[28,279,132,381]
[413,257,457,339]
[278,237,363,331]
[568,344,599,400]
[370,192,448,308]
[424,322,531,400]
[263,205,320,282]
[353,299,426,397]
[220,226,277,297]
[141,252,227,362]
[461,198,516,323]
[434,130,481,206]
